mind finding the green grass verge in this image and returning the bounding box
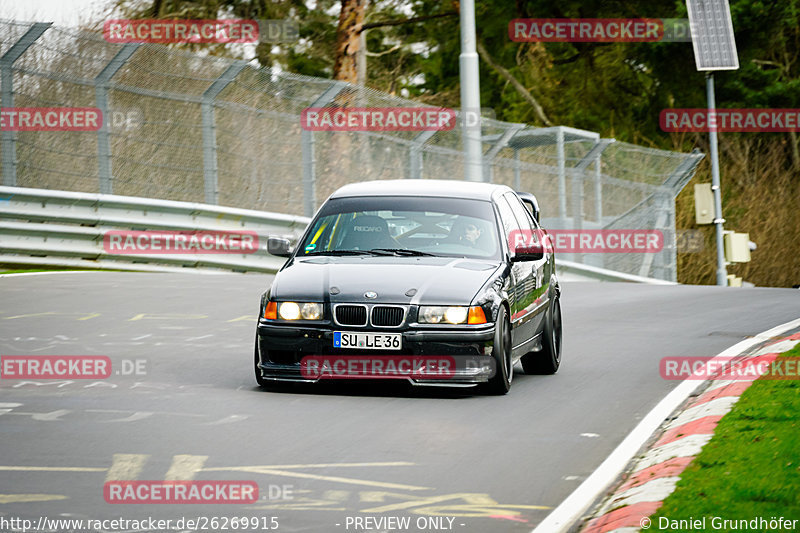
[649,341,800,531]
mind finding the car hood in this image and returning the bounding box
[271,256,501,305]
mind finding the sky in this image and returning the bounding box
[1,0,110,27]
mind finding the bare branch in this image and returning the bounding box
[360,11,457,32]
[475,41,552,126]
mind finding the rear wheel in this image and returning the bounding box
[521,296,562,374]
[481,305,512,395]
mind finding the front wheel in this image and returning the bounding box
[521,296,562,375]
[480,305,512,395]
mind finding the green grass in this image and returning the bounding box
[648,342,800,531]
[0,267,73,274]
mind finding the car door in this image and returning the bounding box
[495,194,535,350]
[503,192,550,342]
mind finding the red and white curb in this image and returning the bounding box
[579,332,800,533]
[530,318,800,533]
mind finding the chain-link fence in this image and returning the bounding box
[0,19,703,281]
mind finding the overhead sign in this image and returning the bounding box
[686,0,739,71]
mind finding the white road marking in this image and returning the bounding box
[105,454,149,481]
[12,380,73,388]
[102,411,154,423]
[165,455,208,481]
[580,433,599,438]
[203,414,248,425]
[27,409,71,421]
[186,335,213,341]
[0,402,22,416]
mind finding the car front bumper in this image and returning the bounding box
[256,321,496,386]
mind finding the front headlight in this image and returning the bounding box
[418,305,487,325]
[275,302,323,321]
[419,306,468,324]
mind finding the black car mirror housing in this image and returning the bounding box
[512,242,544,262]
[516,191,541,223]
[268,237,292,257]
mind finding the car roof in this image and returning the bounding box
[329,179,513,201]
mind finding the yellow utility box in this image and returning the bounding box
[694,183,714,224]
[724,231,751,263]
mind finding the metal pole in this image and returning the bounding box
[301,81,346,216]
[95,43,140,194]
[513,149,521,190]
[301,128,316,217]
[1,23,51,186]
[557,127,567,221]
[594,155,602,224]
[459,0,483,182]
[707,73,727,285]
[202,61,246,206]
[408,130,436,179]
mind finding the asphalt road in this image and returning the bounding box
[0,272,798,533]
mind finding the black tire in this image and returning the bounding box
[481,305,512,395]
[521,295,562,375]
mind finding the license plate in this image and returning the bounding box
[333,332,402,350]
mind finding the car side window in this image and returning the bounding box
[504,193,538,242]
[495,195,521,251]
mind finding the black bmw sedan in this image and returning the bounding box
[255,180,562,394]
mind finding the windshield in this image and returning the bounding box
[297,196,500,259]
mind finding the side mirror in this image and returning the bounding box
[512,241,544,262]
[516,191,541,223]
[267,237,292,258]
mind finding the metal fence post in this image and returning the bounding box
[594,154,603,224]
[654,149,705,282]
[556,127,567,222]
[201,61,246,205]
[513,149,521,191]
[1,22,51,186]
[94,43,139,194]
[408,130,436,179]
[301,129,316,216]
[572,139,613,265]
[483,124,523,185]
[301,81,346,216]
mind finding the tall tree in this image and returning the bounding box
[332,0,366,83]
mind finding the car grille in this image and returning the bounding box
[371,306,404,327]
[335,305,367,326]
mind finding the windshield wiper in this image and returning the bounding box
[368,248,437,257]
[304,250,374,256]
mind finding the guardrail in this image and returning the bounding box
[0,186,308,274]
[0,185,674,283]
